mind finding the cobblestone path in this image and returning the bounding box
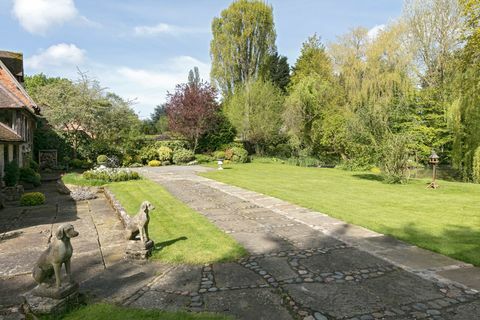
[132,166,480,320]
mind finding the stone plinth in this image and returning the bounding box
[23,282,79,315]
[125,239,154,260]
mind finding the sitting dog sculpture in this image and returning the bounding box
[125,201,155,243]
[32,224,79,288]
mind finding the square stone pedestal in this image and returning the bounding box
[23,282,79,315]
[125,239,154,260]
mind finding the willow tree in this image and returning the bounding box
[210,0,276,97]
[449,0,480,180]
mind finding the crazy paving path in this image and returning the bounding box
[134,166,480,320]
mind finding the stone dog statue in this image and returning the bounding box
[32,224,79,288]
[125,201,155,243]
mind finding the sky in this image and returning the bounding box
[0,0,404,118]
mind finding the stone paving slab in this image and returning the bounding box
[0,181,129,310]
[136,166,480,320]
[437,267,480,291]
[202,288,292,320]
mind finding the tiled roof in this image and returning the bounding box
[0,84,21,108]
[0,59,38,115]
[0,122,22,142]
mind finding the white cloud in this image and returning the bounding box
[108,56,210,118]
[367,24,386,40]
[26,44,86,69]
[133,22,207,37]
[12,0,78,34]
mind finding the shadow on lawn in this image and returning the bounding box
[382,222,480,266]
[154,236,188,252]
[352,173,384,182]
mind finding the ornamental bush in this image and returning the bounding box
[97,155,108,165]
[148,160,161,167]
[225,147,248,163]
[157,146,173,162]
[139,146,159,163]
[172,148,195,164]
[20,192,45,206]
[82,168,140,182]
[19,167,41,187]
[213,151,226,160]
[195,154,214,164]
[473,147,480,183]
[3,161,19,187]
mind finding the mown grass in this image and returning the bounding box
[106,179,246,264]
[202,162,480,266]
[49,303,231,320]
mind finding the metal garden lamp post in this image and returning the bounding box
[427,150,439,189]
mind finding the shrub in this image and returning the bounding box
[83,168,140,182]
[213,151,226,160]
[473,147,480,183]
[380,134,410,184]
[97,155,108,165]
[172,148,195,164]
[195,154,214,164]
[148,160,161,167]
[225,147,248,163]
[20,192,45,206]
[272,143,292,158]
[29,159,39,172]
[155,140,190,151]
[19,167,41,187]
[219,142,244,151]
[3,161,19,187]
[197,113,236,152]
[139,146,159,163]
[157,146,173,162]
[70,159,91,169]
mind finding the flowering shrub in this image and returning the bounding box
[82,168,140,182]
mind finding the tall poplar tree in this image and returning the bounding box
[210,0,276,97]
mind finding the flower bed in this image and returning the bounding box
[82,167,140,182]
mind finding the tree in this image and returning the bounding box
[403,0,462,88]
[225,79,284,154]
[283,74,337,156]
[448,0,480,180]
[166,81,220,152]
[210,0,276,96]
[188,67,201,87]
[290,34,333,88]
[262,52,290,92]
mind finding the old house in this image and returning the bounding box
[0,51,40,180]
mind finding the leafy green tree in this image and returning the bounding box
[290,34,333,88]
[210,0,276,96]
[261,52,290,92]
[448,0,480,180]
[225,79,284,154]
[283,74,337,156]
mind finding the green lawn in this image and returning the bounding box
[106,179,246,264]
[202,163,480,266]
[62,173,246,264]
[62,172,108,186]
[48,303,231,320]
